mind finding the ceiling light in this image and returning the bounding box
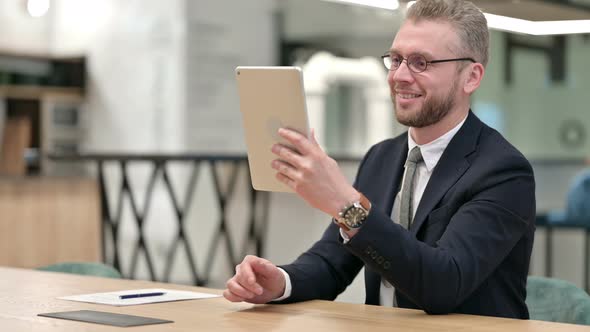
[27,0,50,18]
[321,0,590,35]
[485,13,590,35]
[321,0,400,11]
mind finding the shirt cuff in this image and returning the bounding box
[272,267,293,302]
[340,228,351,244]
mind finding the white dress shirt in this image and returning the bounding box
[275,116,467,304]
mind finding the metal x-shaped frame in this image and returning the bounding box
[96,155,270,286]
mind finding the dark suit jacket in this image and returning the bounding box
[279,111,536,319]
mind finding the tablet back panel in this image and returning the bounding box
[236,66,309,192]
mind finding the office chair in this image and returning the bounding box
[526,276,590,325]
[536,170,590,291]
[566,170,590,223]
[545,169,590,227]
[36,262,122,279]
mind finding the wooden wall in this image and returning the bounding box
[0,177,101,268]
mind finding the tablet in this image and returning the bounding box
[236,66,310,192]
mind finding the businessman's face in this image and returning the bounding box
[387,20,464,128]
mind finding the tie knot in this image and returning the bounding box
[406,146,423,165]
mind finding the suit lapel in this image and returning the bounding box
[364,136,408,305]
[369,137,408,218]
[410,112,482,236]
[381,139,408,215]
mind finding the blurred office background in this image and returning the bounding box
[0,0,589,304]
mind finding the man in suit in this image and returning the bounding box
[223,0,535,319]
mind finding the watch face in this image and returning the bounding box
[344,206,368,228]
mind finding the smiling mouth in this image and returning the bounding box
[397,93,423,99]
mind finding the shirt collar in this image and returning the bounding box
[407,115,468,172]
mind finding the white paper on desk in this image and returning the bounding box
[58,288,220,306]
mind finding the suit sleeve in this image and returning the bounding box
[275,146,378,303]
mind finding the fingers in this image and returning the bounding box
[236,257,257,285]
[223,288,244,302]
[277,128,313,155]
[271,143,303,168]
[237,258,265,294]
[223,255,265,302]
[271,159,298,183]
[276,172,296,191]
[251,259,281,280]
[224,278,257,302]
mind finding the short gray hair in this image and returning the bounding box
[406,0,489,67]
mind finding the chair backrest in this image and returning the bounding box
[526,276,590,325]
[566,170,590,222]
[36,262,122,279]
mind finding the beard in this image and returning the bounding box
[392,81,458,128]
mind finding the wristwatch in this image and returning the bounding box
[334,192,372,231]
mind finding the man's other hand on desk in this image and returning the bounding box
[223,255,285,304]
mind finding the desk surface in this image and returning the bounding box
[1,267,588,331]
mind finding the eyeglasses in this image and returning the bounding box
[382,52,476,73]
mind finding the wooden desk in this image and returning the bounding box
[0,267,587,332]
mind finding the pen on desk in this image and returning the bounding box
[119,292,166,300]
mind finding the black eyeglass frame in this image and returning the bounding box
[381,53,476,73]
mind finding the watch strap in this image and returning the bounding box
[358,192,371,211]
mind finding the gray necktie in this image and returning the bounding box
[399,146,423,229]
[382,147,423,303]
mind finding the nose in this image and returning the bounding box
[389,60,414,85]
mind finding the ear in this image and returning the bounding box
[463,63,485,94]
